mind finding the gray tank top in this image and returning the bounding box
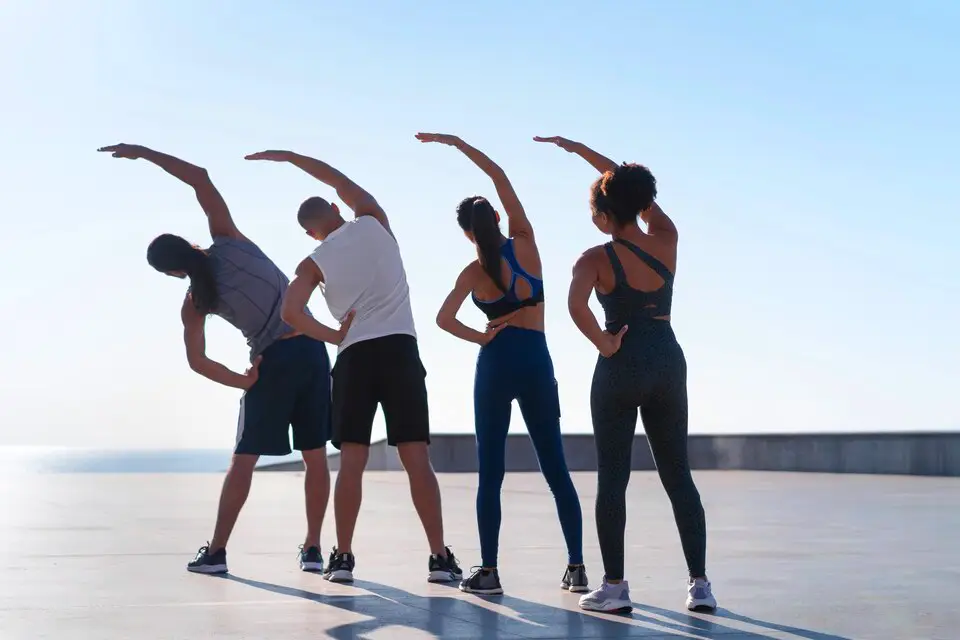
[203,236,304,360]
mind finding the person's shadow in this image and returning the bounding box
[221,574,851,639]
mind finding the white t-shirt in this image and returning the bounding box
[309,216,417,353]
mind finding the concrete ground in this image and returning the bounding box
[0,470,955,639]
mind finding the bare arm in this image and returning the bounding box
[98,143,241,240]
[181,297,258,389]
[416,133,533,239]
[535,136,677,238]
[281,258,355,345]
[436,265,500,345]
[245,150,391,236]
[533,136,617,174]
[640,201,678,238]
[568,252,627,357]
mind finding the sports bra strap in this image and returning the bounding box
[614,239,674,283]
[603,243,627,285]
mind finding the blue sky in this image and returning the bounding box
[1,0,957,448]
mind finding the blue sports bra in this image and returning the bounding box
[596,238,674,332]
[472,239,545,321]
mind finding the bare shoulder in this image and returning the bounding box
[458,260,482,285]
[180,294,204,325]
[575,245,607,270]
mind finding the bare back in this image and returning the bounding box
[471,234,545,331]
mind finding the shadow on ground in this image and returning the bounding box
[223,575,850,640]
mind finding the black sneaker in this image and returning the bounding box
[459,566,504,595]
[561,564,589,593]
[428,546,463,583]
[187,544,227,574]
[323,547,355,583]
[299,545,324,572]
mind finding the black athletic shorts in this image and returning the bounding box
[235,335,331,456]
[331,333,430,449]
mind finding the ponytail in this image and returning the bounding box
[184,251,219,315]
[456,197,505,292]
[146,233,220,315]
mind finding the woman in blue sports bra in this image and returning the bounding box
[417,132,587,596]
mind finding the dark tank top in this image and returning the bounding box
[596,238,674,332]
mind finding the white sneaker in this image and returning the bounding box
[686,577,717,611]
[578,578,632,614]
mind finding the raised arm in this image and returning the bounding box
[533,136,617,174]
[535,136,677,238]
[245,150,391,235]
[181,296,260,389]
[98,143,241,240]
[281,258,356,345]
[568,250,627,358]
[416,133,533,239]
[436,264,505,346]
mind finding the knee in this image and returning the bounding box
[338,444,369,478]
[301,449,328,473]
[228,453,259,476]
[662,472,701,506]
[397,443,434,477]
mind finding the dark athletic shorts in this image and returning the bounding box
[235,335,332,456]
[331,333,429,449]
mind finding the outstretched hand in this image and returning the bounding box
[533,136,577,152]
[244,150,291,162]
[597,325,628,358]
[415,132,462,147]
[97,143,146,160]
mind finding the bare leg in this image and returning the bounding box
[209,454,259,551]
[334,444,369,552]
[397,442,446,556]
[301,449,330,548]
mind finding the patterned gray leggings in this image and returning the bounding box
[590,326,707,580]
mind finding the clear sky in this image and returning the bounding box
[1,0,957,449]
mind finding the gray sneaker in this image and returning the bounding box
[561,565,589,593]
[459,567,504,595]
[686,577,718,611]
[578,578,632,614]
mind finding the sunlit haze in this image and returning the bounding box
[2,0,957,448]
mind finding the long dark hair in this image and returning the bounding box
[456,196,505,292]
[590,162,658,226]
[146,233,220,315]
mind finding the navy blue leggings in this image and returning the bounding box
[473,327,583,568]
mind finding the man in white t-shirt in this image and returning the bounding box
[247,149,462,585]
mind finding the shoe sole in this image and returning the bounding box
[459,584,504,595]
[324,570,354,583]
[300,562,324,572]
[686,599,717,613]
[187,564,228,574]
[428,570,460,583]
[563,584,590,593]
[578,599,632,614]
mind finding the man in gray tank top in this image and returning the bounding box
[99,143,354,576]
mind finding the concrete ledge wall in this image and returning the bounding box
[259,432,960,476]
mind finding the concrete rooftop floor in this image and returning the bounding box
[0,469,956,639]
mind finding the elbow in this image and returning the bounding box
[435,312,450,331]
[567,300,589,323]
[280,305,301,328]
[186,353,206,374]
[187,167,212,188]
